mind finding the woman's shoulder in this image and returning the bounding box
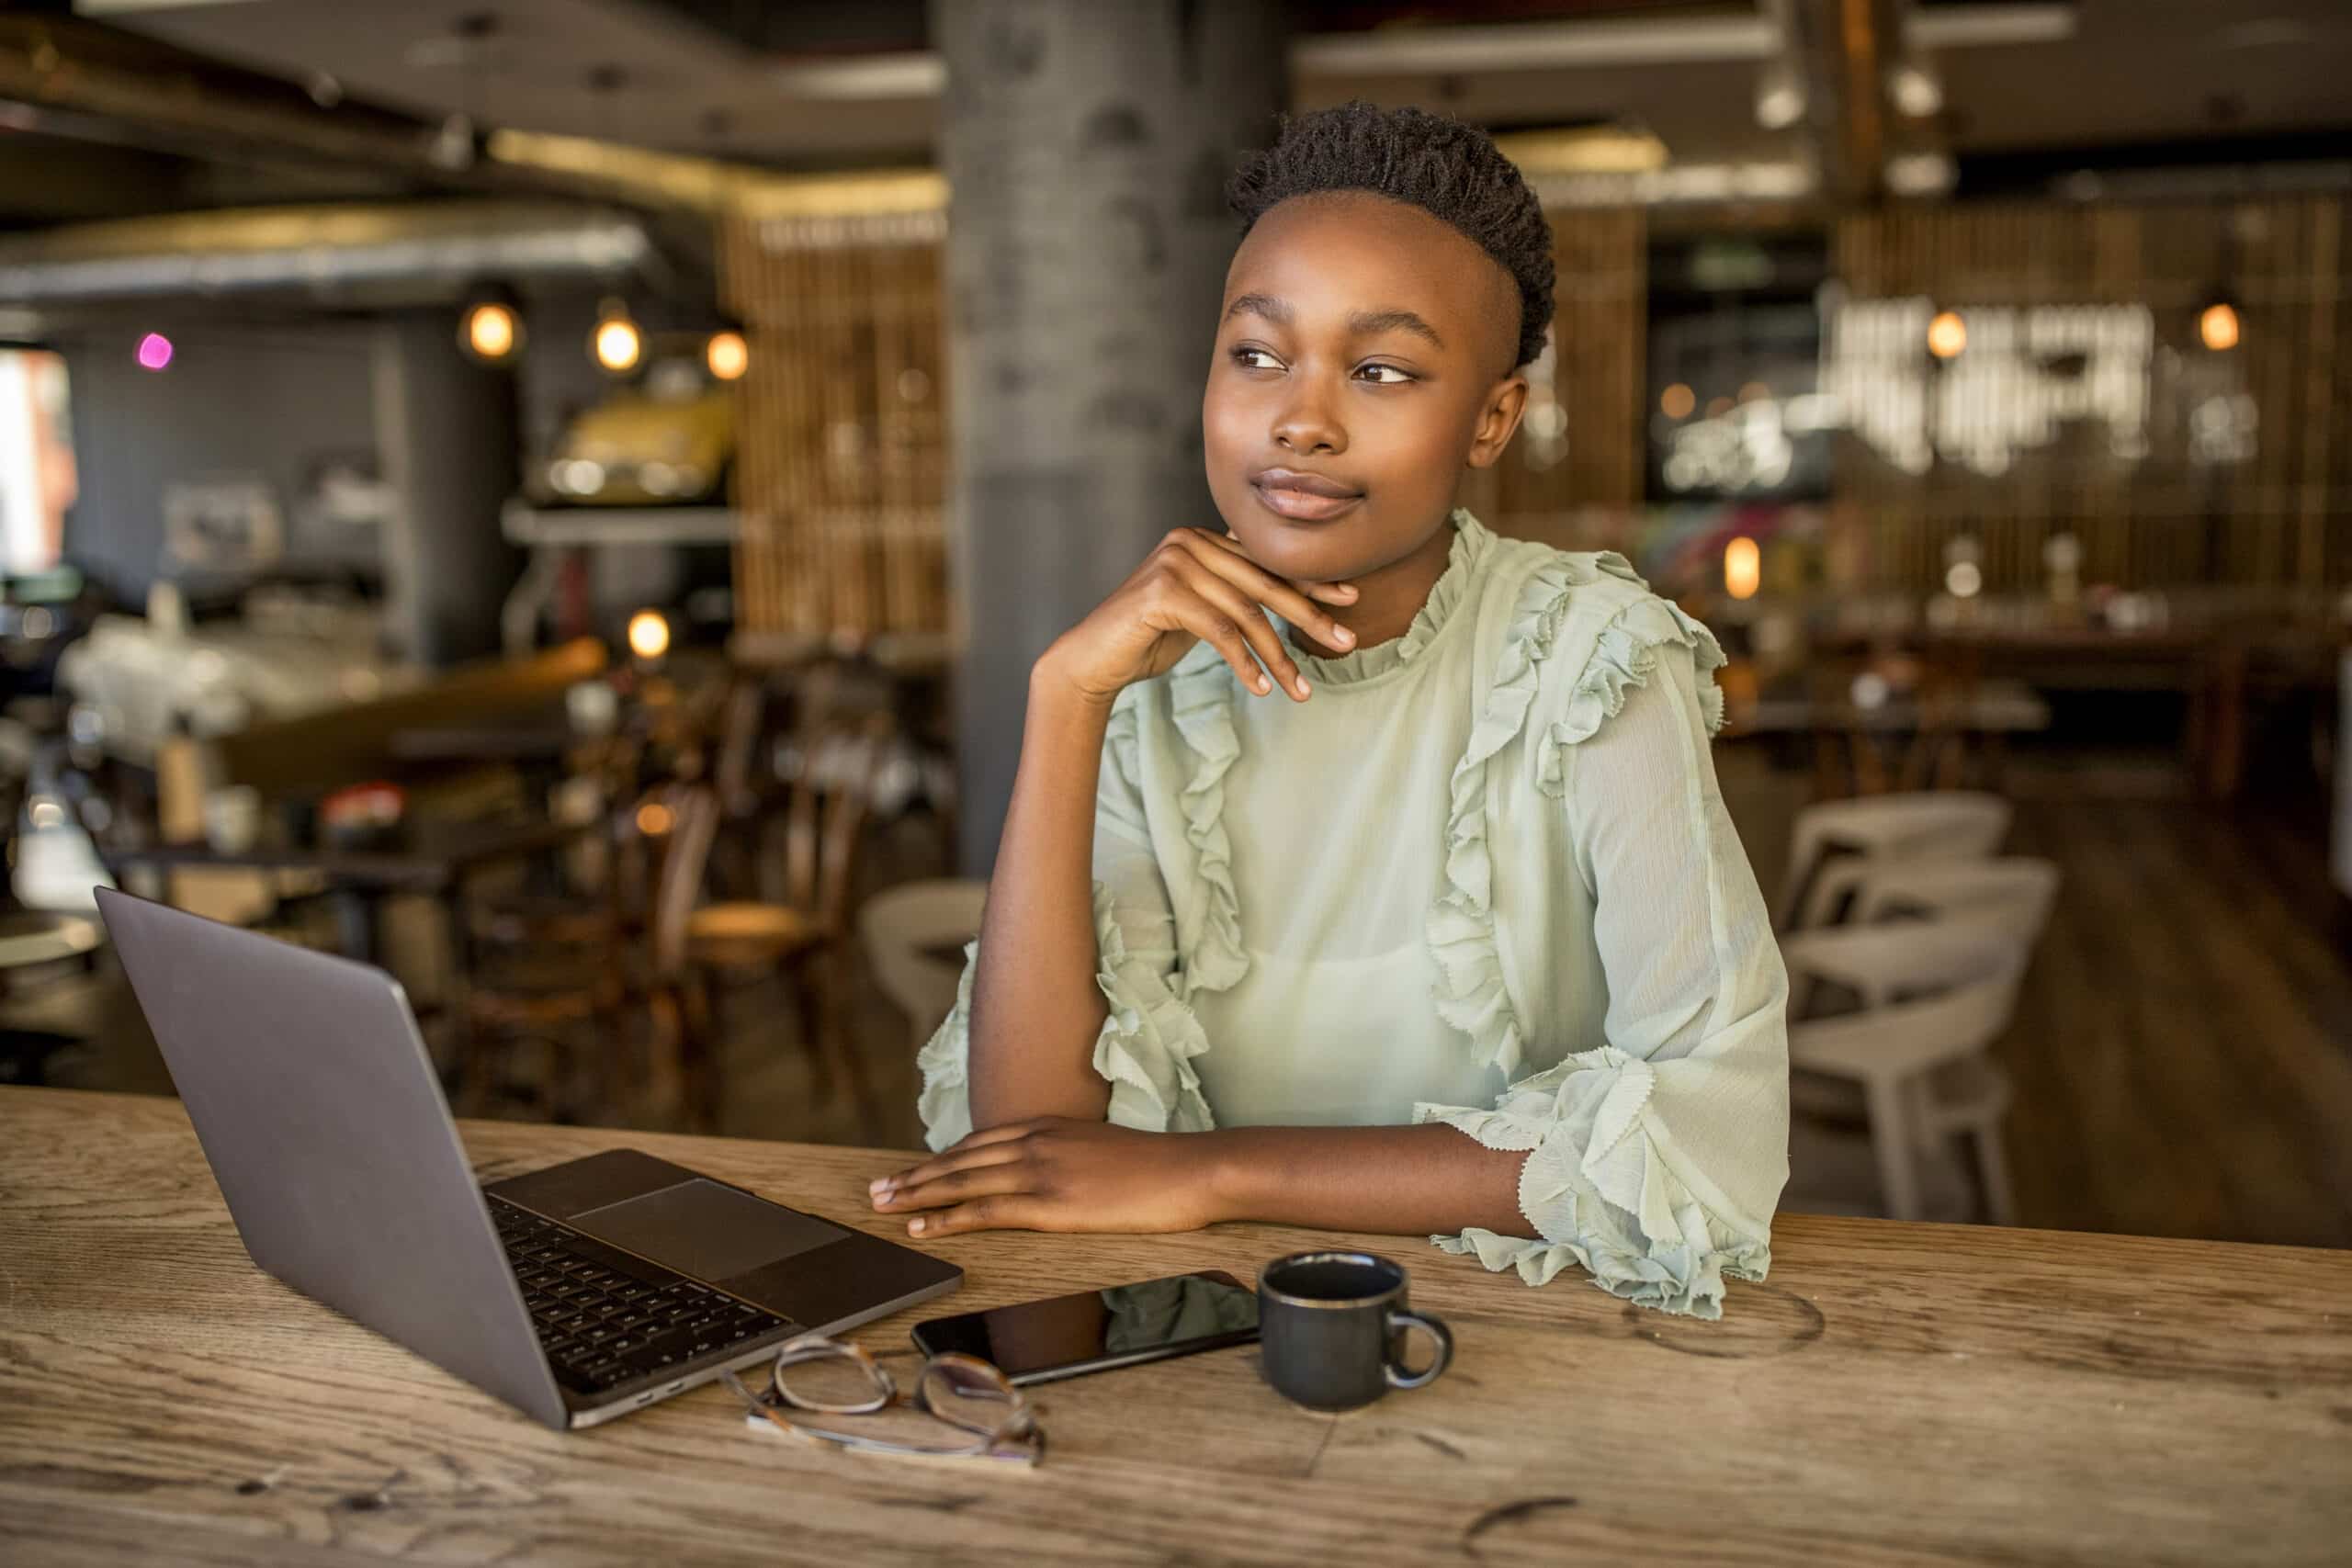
[1486,537,1728,761]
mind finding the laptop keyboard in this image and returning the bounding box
[489,1195,790,1397]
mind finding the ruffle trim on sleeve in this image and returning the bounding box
[1164,649,1250,1000]
[1536,595,1728,796]
[1427,548,1647,1081]
[1087,880,1217,1134]
[913,881,1216,1153]
[1414,1045,1772,1319]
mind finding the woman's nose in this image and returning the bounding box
[1272,387,1346,456]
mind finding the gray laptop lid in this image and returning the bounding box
[96,889,568,1430]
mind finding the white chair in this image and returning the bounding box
[858,879,987,1055]
[1848,857,2060,932]
[1781,919,2028,1224]
[1776,791,2013,931]
[1792,855,2060,1020]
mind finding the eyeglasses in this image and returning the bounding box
[720,1333,1043,1467]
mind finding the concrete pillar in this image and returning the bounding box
[372,311,522,667]
[933,0,1288,876]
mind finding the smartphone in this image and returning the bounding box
[909,1269,1260,1386]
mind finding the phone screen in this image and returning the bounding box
[910,1270,1260,1385]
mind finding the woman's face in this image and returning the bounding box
[1203,191,1530,584]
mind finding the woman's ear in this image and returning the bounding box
[1465,375,1530,469]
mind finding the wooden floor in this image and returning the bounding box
[1997,794,2352,1247]
[33,754,2352,1252]
[1723,745,2352,1249]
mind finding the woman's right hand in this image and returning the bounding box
[1037,528,1361,706]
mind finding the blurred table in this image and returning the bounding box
[388,719,575,767]
[1730,677,2052,736]
[0,912,103,1086]
[103,816,591,964]
[5,1086,2348,1567]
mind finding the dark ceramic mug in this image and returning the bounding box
[1256,1251,1453,1413]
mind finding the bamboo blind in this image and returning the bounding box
[718,209,950,646]
[1462,207,1650,533]
[1831,195,2350,592]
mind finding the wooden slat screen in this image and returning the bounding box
[1461,207,1650,536]
[718,194,2347,627]
[718,209,950,645]
[1831,195,2350,593]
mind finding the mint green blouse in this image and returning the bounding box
[918,513,1791,1317]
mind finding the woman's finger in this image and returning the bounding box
[1146,573,1277,696]
[874,1141,1028,1200]
[1190,529,1361,607]
[1167,555,1311,701]
[1175,531,1361,651]
[881,1162,1041,1216]
[948,1120,1051,1153]
[906,1194,1054,1237]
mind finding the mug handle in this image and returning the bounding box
[1383,1307,1453,1391]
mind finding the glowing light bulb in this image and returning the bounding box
[461,301,521,362]
[593,309,642,374]
[706,330,749,381]
[1928,310,1967,359]
[2199,301,2240,352]
[1724,536,1761,601]
[635,800,674,836]
[626,609,671,660]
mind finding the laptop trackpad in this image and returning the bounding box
[571,1179,848,1280]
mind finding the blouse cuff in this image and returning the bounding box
[1414,1046,1771,1319]
[915,881,1217,1152]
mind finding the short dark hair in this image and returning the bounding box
[1225,102,1555,370]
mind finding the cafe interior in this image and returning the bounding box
[0,0,2348,1551]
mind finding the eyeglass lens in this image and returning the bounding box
[773,1348,889,1413]
[918,1359,1025,1438]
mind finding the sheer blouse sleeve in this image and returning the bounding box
[1416,626,1791,1317]
[916,694,1217,1151]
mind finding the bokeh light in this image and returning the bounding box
[1928,310,1967,359]
[462,301,521,362]
[1724,536,1761,600]
[706,330,750,381]
[626,608,671,660]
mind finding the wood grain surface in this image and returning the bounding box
[2,1088,2346,1567]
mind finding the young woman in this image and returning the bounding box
[874,104,1789,1318]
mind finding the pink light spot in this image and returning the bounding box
[136,333,174,371]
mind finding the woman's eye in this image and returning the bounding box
[1356,363,1413,385]
[1230,346,1282,370]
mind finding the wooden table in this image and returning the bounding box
[104,817,591,964]
[3,1089,2346,1566]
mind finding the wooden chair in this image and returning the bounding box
[457,774,664,1120]
[647,717,890,1134]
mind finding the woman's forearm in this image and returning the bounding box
[1204,1123,1532,1236]
[966,663,1117,1129]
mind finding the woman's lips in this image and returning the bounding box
[1250,481,1363,522]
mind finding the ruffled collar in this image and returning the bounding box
[1285,509,1489,688]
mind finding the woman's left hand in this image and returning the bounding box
[869,1119,1226,1237]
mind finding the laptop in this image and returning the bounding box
[96,888,962,1430]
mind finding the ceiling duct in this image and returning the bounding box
[0,202,662,306]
